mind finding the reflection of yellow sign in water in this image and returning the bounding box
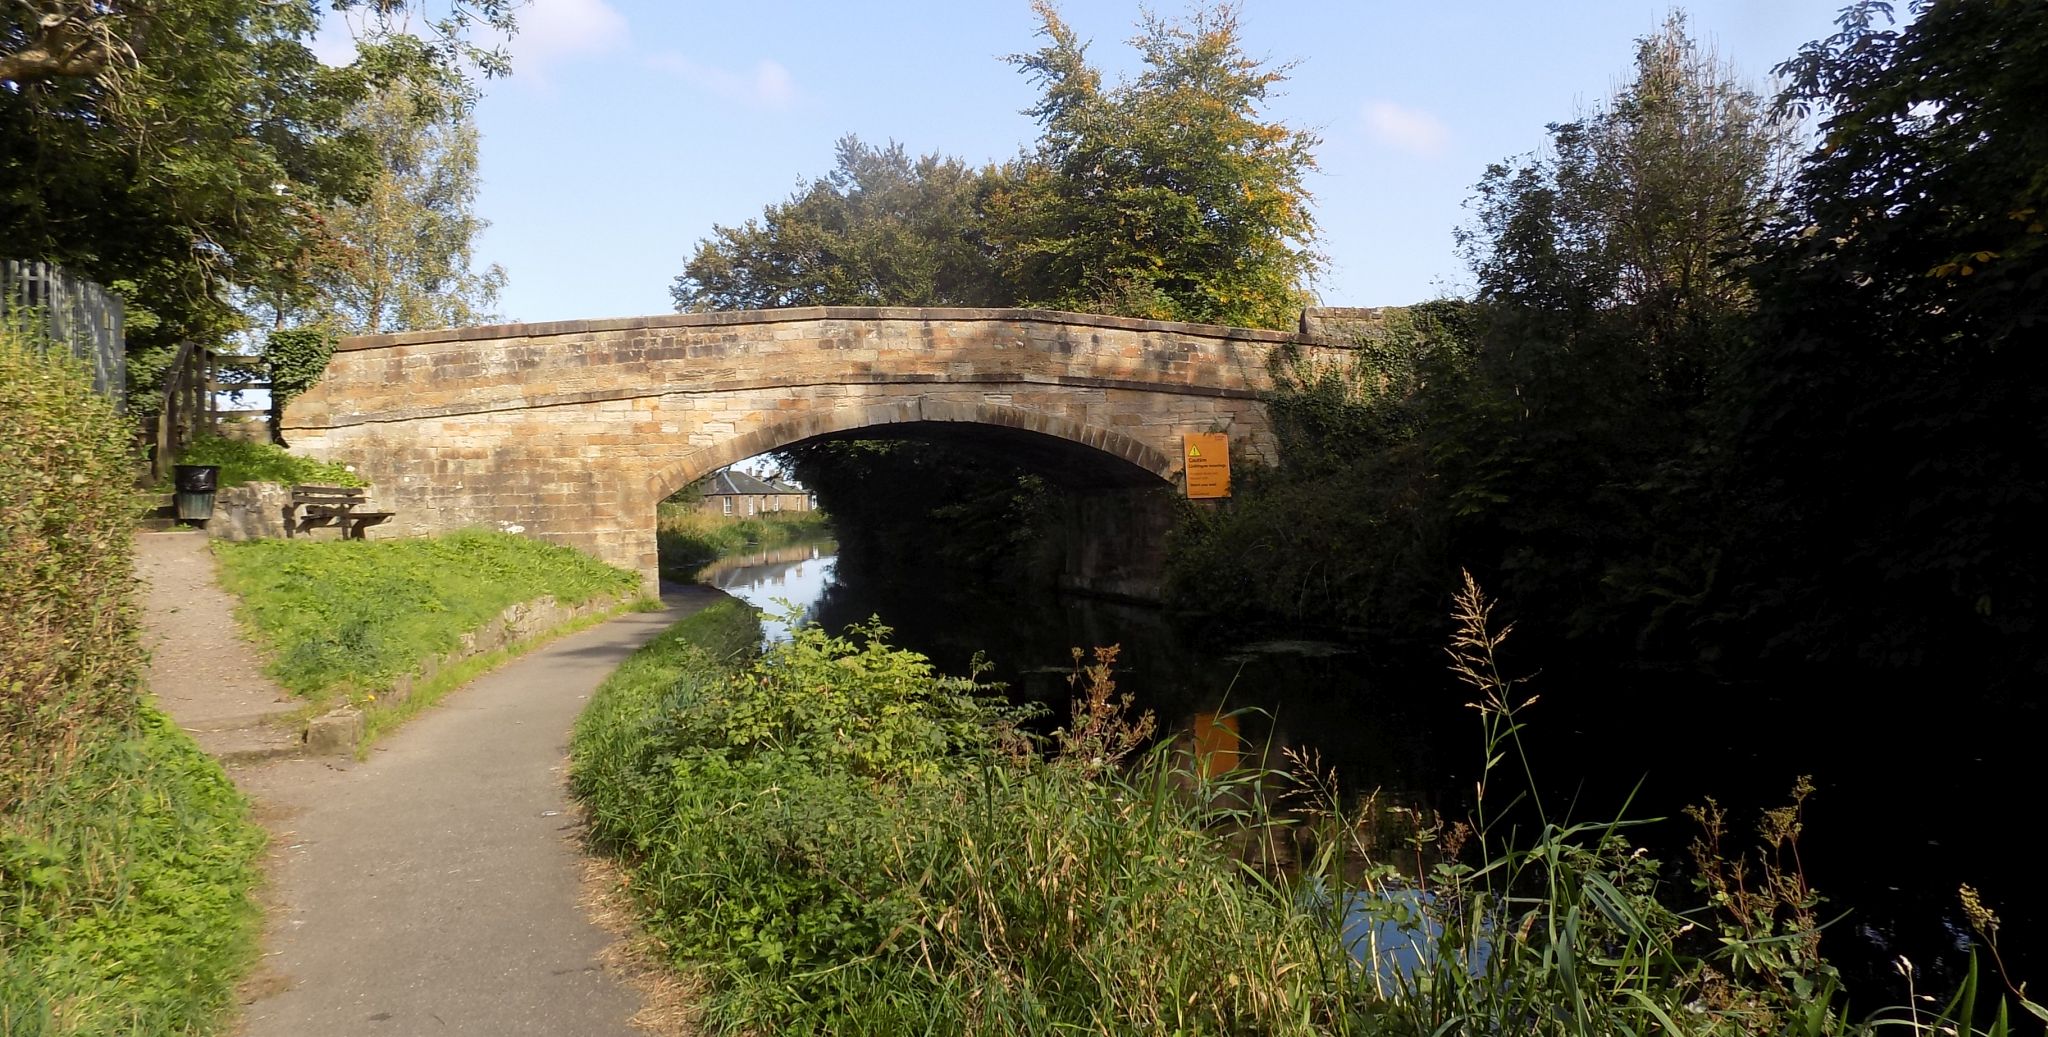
[1190,711,1240,778]
[1183,433,1231,499]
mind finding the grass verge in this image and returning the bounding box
[655,506,831,583]
[1,709,266,1036]
[214,529,644,709]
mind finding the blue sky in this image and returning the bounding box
[349,1,1846,324]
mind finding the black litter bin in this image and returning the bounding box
[174,464,219,522]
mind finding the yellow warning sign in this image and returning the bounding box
[1183,433,1231,499]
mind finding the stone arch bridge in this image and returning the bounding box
[282,307,1366,595]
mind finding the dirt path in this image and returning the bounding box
[135,530,302,761]
[135,532,718,1035]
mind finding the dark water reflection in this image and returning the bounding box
[707,545,2035,1000]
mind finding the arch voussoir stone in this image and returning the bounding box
[282,306,1349,590]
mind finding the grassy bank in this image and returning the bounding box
[655,505,831,583]
[2,328,265,1036]
[172,434,362,489]
[572,590,2031,1035]
[215,529,643,708]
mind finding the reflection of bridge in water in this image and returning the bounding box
[696,540,837,587]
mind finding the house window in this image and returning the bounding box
[772,497,782,512]
[722,496,732,515]
[748,496,757,515]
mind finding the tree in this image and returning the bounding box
[1711,0,2048,692]
[1458,13,1791,398]
[1,1,516,89]
[1426,15,1794,653]
[312,74,506,334]
[990,2,1322,330]
[674,137,1004,311]
[2,0,515,404]
[4,1,365,360]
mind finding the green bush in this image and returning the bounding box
[215,529,642,703]
[573,605,1335,1033]
[174,434,362,489]
[0,327,144,796]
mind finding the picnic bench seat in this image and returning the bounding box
[287,485,394,539]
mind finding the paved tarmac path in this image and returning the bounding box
[224,585,721,1036]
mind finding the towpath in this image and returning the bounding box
[135,531,716,1036]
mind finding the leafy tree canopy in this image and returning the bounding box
[1714,0,2048,686]
[992,1,1323,329]
[309,73,506,335]
[1458,13,1793,399]
[672,3,1322,332]
[1,0,514,367]
[674,137,1005,311]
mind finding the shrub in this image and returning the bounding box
[0,325,143,800]
[1,326,264,1036]
[573,607,1336,1034]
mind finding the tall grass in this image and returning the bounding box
[1,711,266,1037]
[654,504,831,583]
[572,587,2040,1036]
[215,529,642,705]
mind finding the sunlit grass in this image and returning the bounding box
[215,529,642,706]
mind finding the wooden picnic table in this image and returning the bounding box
[287,485,394,539]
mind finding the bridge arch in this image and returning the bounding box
[645,398,1179,501]
[281,306,1358,592]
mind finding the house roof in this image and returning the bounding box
[702,469,780,496]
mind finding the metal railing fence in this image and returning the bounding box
[1,259,127,403]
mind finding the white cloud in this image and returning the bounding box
[645,54,800,110]
[509,0,629,71]
[303,0,627,76]
[1361,100,1451,158]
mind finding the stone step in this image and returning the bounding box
[190,723,304,767]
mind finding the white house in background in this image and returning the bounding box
[695,468,816,517]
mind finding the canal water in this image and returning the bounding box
[703,540,2037,999]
